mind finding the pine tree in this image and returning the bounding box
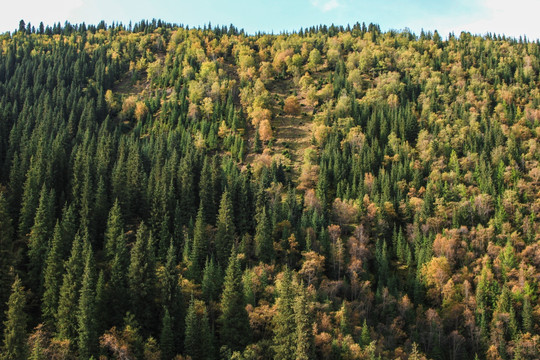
[160,240,184,350]
[160,308,174,360]
[202,257,222,304]
[219,248,250,351]
[1,276,28,360]
[128,222,158,335]
[189,202,207,279]
[273,269,296,360]
[294,285,313,360]
[184,297,214,360]
[56,232,85,341]
[27,186,55,296]
[215,190,235,268]
[104,199,124,260]
[255,207,274,264]
[77,242,97,360]
[41,221,63,327]
[361,319,371,347]
[0,192,15,329]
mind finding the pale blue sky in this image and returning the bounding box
[1,0,539,40]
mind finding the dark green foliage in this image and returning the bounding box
[1,276,28,360]
[215,190,235,268]
[128,222,158,335]
[184,298,214,360]
[0,193,14,330]
[255,207,274,264]
[77,242,97,360]
[219,248,250,351]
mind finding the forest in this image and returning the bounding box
[0,19,539,360]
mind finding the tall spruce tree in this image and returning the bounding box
[255,207,273,264]
[215,190,235,268]
[218,248,250,351]
[272,269,296,360]
[77,242,97,360]
[184,297,214,360]
[1,276,28,360]
[0,193,15,330]
[128,222,158,335]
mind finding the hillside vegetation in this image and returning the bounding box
[0,20,539,360]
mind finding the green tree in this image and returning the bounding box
[104,199,124,260]
[189,203,207,279]
[273,269,296,360]
[27,186,55,296]
[294,285,313,360]
[160,308,174,360]
[128,222,158,335]
[255,207,274,264]
[184,297,214,360]
[219,248,250,351]
[1,276,28,360]
[41,221,63,327]
[0,192,15,329]
[56,232,85,341]
[77,242,97,360]
[215,190,235,268]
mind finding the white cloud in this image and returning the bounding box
[448,0,540,39]
[311,0,340,12]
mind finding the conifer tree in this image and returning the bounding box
[0,192,14,328]
[160,308,174,360]
[56,232,85,341]
[1,276,28,360]
[219,248,250,351]
[215,190,235,267]
[273,269,296,360]
[77,242,97,360]
[184,298,214,360]
[28,186,55,296]
[104,199,124,260]
[255,207,274,264]
[189,202,207,279]
[128,222,158,335]
[202,257,222,304]
[41,221,63,327]
[294,285,313,360]
[160,240,184,349]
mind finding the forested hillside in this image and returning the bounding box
[0,20,539,360]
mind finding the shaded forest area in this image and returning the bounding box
[0,19,539,360]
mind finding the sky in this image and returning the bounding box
[1,0,539,40]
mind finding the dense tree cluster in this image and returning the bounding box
[0,19,539,359]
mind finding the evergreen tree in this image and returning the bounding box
[160,240,184,351]
[189,202,207,279]
[0,193,15,329]
[77,242,97,360]
[215,190,235,268]
[184,298,214,360]
[255,207,274,264]
[104,199,124,260]
[219,248,250,351]
[27,186,55,296]
[294,285,313,360]
[1,276,28,360]
[128,222,158,335]
[160,308,174,360]
[273,269,296,360]
[41,221,63,327]
[56,232,85,341]
[202,257,222,304]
